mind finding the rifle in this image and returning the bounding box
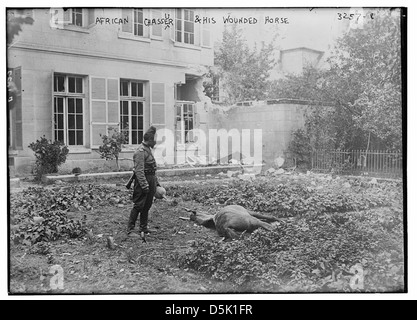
[125,172,136,189]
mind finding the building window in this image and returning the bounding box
[176,102,195,144]
[133,9,144,36]
[175,9,195,45]
[120,80,145,145]
[53,74,84,146]
[121,8,149,38]
[71,8,83,26]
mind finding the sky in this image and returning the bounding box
[208,7,350,52]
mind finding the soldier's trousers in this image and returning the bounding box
[127,174,157,232]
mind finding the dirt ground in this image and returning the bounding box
[9,177,246,295]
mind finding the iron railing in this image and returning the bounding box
[311,149,403,178]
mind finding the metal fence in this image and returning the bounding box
[311,149,403,178]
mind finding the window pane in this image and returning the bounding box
[176,31,182,42]
[121,81,129,96]
[176,9,182,19]
[76,115,83,129]
[185,21,193,33]
[138,24,143,36]
[68,115,75,129]
[58,98,63,113]
[69,131,75,145]
[57,130,64,142]
[132,101,137,115]
[58,114,64,128]
[137,9,143,21]
[176,20,182,30]
[138,102,143,114]
[76,15,82,27]
[137,83,143,97]
[190,34,194,45]
[76,77,83,93]
[121,116,129,130]
[55,75,65,92]
[68,98,75,113]
[132,117,137,130]
[184,33,189,44]
[68,77,75,93]
[184,10,189,20]
[132,82,137,97]
[123,101,128,114]
[138,116,143,130]
[76,99,82,113]
[189,10,194,21]
[76,131,83,145]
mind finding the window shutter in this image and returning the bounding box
[200,9,211,47]
[151,9,163,37]
[194,106,200,129]
[90,76,120,147]
[107,78,119,124]
[87,8,95,27]
[13,67,23,148]
[63,9,71,24]
[202,23,211,47]
[122,8,132,33]
[151,83,165,126]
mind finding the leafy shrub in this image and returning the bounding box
[97,127,128,170]
[28,136,69,180]
[12,209,85,246]
[175,208,404,292]
[167,178,398,218]
[287,129,312,168]
[171,176,403,292]
[10,185,132,247]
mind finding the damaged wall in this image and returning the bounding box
[203,102,310,167]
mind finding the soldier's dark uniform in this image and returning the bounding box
[127,128,159,234]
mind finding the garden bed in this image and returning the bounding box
[9,172,404,294]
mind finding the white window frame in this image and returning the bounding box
[120,79,146,146]
[70,8,85,27]
[175,9,195,45]
[119,8,151,42]
[50,8,92,33]
[53,74,86,147]
[175,101,196,145]
[132,9,145,37]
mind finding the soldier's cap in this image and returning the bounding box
[144,126,157,142]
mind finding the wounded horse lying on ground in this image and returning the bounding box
[186,205,279,240]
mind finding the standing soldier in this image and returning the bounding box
[127,126,160,237]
